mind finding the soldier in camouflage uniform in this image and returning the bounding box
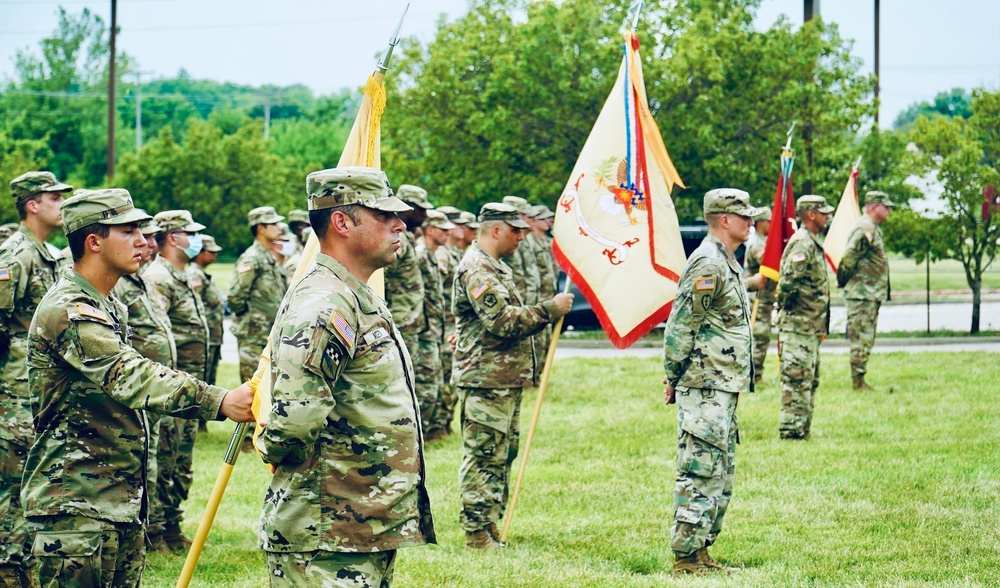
[385,185,430,364]
[143,210,213,550]
[415,210,455,439]
[111,219,179,553]
[0,171,72,586]
[0,224,18,244]
[525,204,557,366]
[256,167,434,588]
[837,191,893,391]
[743,207,776,383]
[274,223,301,279]
[453,203,573,549]
[228,206,288,383]
[287,209,311,248]
[776,195,833,440]
[23,189,253,587]
[191,235,225,388]
[500,196,543,380]
[663,189,762,576]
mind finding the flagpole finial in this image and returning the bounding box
[783,122,796,151]
[854,154,863,170]
[625,0,644,31]
[377,3,410,74]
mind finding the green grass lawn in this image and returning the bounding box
[145,353,1000,587]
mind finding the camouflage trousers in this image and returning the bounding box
[751,299,774,377]
[778,331,821,438]
[265,550,396,588]
[0,437,31,570]
[238,337,267,383]
[28,515,144,588]
[429,342,457,436]
[458,387,522,533]
[157,416,198,527]
[846,298,881,378]
[413,337,442,433]
[672,388,739,557]
[205,344,222,386]
[144,413,164,532]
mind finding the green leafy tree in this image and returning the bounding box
[893,88,973,133]
[0,120,50,223]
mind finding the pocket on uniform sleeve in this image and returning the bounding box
[32,530,103,586]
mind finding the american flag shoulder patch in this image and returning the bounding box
[330,311,356,348]
[471,281,489,300]
[694,277,715,291]
[791,252,807,263]
[0,268,9,281]
[77,303,109,323]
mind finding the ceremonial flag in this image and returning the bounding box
[758,135,796,281]
[824,160,862,272]
[551,30,685,349]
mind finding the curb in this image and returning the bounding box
[559,336,1000,350]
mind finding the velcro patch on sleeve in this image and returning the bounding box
[694,277,715,291]
[791,252,807,263]
[237,262,254,273]
[471,281,489,300]
[865,231,873,243]
[330,311,356,348]
[190,276,203,288]
[77,303,109,323]
[0,268,9,281]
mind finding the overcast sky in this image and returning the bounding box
[1,0,998,127]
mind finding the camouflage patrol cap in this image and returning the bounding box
[139,218,162,236]
[248,206,284,227]
[154,210,206,233]
[287,209,310,224]
[459,211,478,228]
[703,188,763,218]
[502,195,531,214]
[528,204,554,220]
[752,207,772,222]
[796,195,834,214]
[277,222,295,241]
[306,167,411,212]
[201,235,222,252]
[9,171,73,204]
[479,203,529,229]
[423,209,456,230]
[396,184,433,209]
[436,205,462,221]
[864,190,895,207]
[60,189,152,235]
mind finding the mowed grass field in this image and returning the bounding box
[145,352,1000,587]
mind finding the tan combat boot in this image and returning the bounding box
[852,375,874,391]
[162,523,193,552]
[697,548,740,573]
[464,529,503,550]
[147,525,171,554]
[672,552,712,575]
[487,523,507,547]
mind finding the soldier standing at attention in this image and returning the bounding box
[452,203,573,549]
[23,189,253,587]
[525,204,557,364]
[663,189,762,576]
[385,185,430,363]
[257,167,434,587]
[776,195,833,440]
[286,209,311,249]
[0,171,73,586]
[228,206,288,384]
[430,206,467,440]
[743,207,776,383]
[143,209,212,550]
[416,210,455,440]
[190,235,225,389]
[837,191,893,391]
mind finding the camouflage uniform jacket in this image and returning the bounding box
[112,273,177,368]
[228,241,287,342]
[837,213,889,301]
[0,225,63,445]
[743,232,776,306]
[23,270,226,523]
[452,243,559,389]
[257,253,435,553]
[776,228,830,335]
[526,233,557,300]
[190,264,225,348]
[435,245,460,340]
[502,241,540,305]
[142,257,210,367]
[663,234,755,393]
[416,242,445,344]
[385,231,425,336]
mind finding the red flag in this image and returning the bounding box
[759,146,796,281]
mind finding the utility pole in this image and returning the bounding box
[132,71,153,154]
[107,0,117,179]
[802,0,819,195]
[263,93,272,139]
[874,0,881,125]
[804,0,819,21]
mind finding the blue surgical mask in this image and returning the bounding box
[181,233,203,259]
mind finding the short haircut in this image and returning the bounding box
[309,204,361,239]
[67,223,112,261]
[154,231,171,248]
[15,194,42,220]
[251,224,260,238]
[477,220,503,237]
[704,213,723,228]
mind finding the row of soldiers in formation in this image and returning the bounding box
[0,167,574,586]
[662,187,892,575]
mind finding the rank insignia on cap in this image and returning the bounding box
[237,262,253,273]
[77,303,109,323]
[791,252,806,262]
[331,311,356,347]
[694,277,715,291]
[0,268,9,281]
[471,281,489,300]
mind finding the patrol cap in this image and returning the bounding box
[796,195,835,214]
[10,171,73,204]
[502,195,531,214]
[201,235,223,252]
[752,207,772,222]
[287,209,310,224]
[0,223,19,241]
[139,218,163,236]
[277,222,295,241]
[60,189,152,235]
[864,190,895,207]
[436,205,463,221]
[306,167,411,213]
[703,188,764,218]
[154,210,206,233]
[396,184,433,209]
[528,204,554,220]
[459,211,477,227]
[479,203,530,229]
[423,209,456,230]
[248,206,284,227]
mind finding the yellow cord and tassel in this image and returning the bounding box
[363,75,387,167]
